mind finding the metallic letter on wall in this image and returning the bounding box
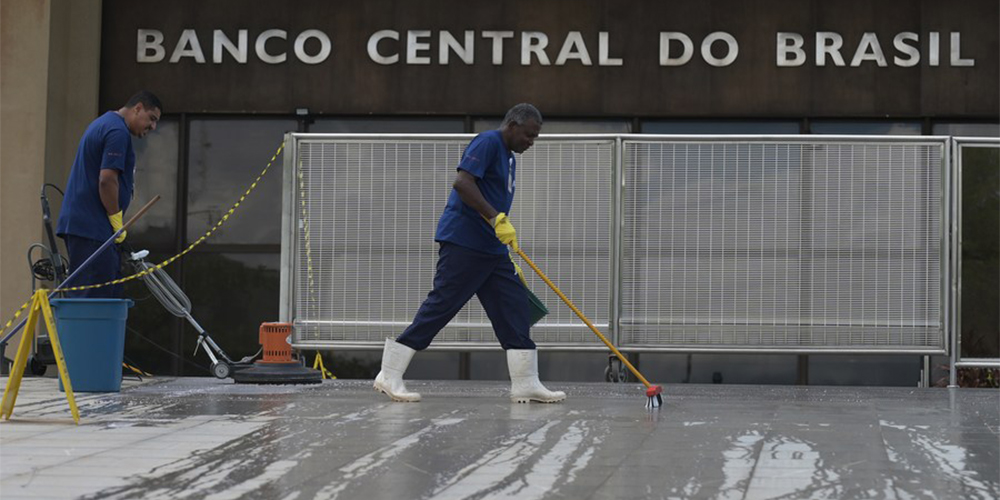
[816,32,846,67]
[929,32,940,67]
[701,32,738,67]
[893,32,920,67]
[213,30,247,64]
[368,30,399,65]
[599,32,623,66]
[850,33,888,67]
[776,32,805,67]
[440,31,474,65]
[294,30,331,64]
[406,30,432,65]
[482,31,514,65]
[521,32,551,65]
[950,32,974,67]
[659,32,693,66]
[256,29,288,64]
[555,31,593,66]
[170,29,206,63]
[137,29,165,63]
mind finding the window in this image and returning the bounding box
[641,120,800,134]
[810,121,921,135]
[474,118,631,134]
[180,252,280,375]
[131,117,178,249]
[310,117,464,133]
[187,119,297,245]
[932,123,1000,138]
[958,145,999,359]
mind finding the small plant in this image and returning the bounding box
[934,365,1000,388]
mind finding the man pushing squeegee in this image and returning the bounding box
[373,103,663,408]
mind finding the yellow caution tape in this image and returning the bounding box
[0,301,32,340]
[0,142,285,337]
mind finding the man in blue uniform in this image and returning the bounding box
[57,91,162,297]
[374,103,566,404]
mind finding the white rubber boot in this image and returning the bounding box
[507,349,566,403]
[374,338,421,402]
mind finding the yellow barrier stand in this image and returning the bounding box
[1,290,80,424]
[312,352,335,380]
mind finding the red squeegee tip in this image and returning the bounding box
[645,385,664,409]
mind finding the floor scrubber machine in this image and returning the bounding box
[128,250,258,378]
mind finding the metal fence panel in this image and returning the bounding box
[287,134,614,349]
[284,134,948,353]
[620,138,947,352]
[951,137,1000,372]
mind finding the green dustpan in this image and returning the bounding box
[526,287,549,326]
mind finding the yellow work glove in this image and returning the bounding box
[510,254,528,287]
[108,211,127,244]
[490,212,518,251]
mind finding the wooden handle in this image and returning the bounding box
[122,195,161,230]
[516,248,654,389]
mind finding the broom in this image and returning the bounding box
[515,248,663,409]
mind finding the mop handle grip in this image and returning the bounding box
[515,248,654,389]
[122,195,161,231]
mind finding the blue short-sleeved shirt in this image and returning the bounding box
[435,130,515,255]
[57,111,135,242]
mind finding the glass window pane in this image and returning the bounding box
[472,118,501,132]
[132,117,178,249]
[959,146,999,359]
[187,119,297,245]
[180,252,279,375]
[473,118,630,133]
[641,121,800,134]
[810,121,922,135]
[123,250,181,375]
[310,118,464,133]
[933,123,1000,137]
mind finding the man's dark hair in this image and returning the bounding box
[125,90,162,112]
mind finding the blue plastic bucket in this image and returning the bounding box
[49,298,133,392]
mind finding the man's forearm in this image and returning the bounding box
[453,171,498,221]
[98,172,120,215]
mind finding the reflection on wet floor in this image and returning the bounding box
[0,377,997,499]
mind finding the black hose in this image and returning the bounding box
[126,325,210,375]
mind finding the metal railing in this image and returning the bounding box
[281,133,951,355]
[950,137,1000,385]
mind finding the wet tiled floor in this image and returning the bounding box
[0,377,997,499]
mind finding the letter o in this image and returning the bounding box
[294,30,331,64]
[701,32,738,67]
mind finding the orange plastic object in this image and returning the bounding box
[258,322,294,363]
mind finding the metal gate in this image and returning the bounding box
[619,137,947,352]
[950,137,1000,379]
[281,134,615,350]
[282,133,950,354]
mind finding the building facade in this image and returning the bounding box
[2,0,997,384]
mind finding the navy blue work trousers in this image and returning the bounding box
[62,235,123,298]
[397,242,536,351]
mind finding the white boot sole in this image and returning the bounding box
[511,395,566,404]
[373,382,420,402]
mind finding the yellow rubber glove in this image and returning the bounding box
[490,212,518,251]
[108,211,127,244]
[510,254,528,287]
